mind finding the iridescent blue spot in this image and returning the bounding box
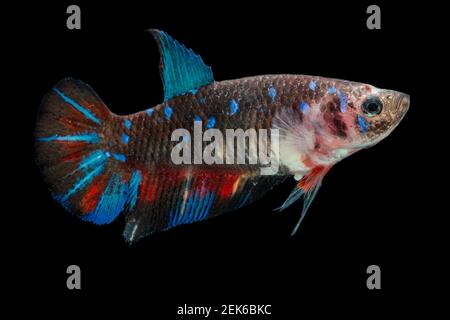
[190,88,198,95]
[358,115,368,133]
[113,153,127,162]
[206,116,216,129]
[300,101,310,114]
[37,132,99,143]
[338,90,347,112]
[164,105,173,120]
[327,87,337,94]
[146,108,154,116]
[309,80,317,91]
[229,99,239,115]
[121,132,129,144]
[268,86,277,101]
[194,115,202,122]
[124,119,132,129]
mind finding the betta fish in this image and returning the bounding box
[35,30,409,243]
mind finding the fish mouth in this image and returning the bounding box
[392,93,410,129]
[395,93,410,116]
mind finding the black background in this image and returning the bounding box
[6,0,443,317]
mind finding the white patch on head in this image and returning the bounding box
[368,85,380,94]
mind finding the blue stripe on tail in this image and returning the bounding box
[79,150,110,173]
[53,88,101,125]
[60,160,107,203]
[81,170,142,225]
[37,132,99,143]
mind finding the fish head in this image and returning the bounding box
[345,84,410,148]
[320,81,410,150]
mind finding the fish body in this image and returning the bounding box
[35,30,409,242]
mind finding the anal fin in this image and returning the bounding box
[122,166,287,243]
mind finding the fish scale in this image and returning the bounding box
[125,75,332,166]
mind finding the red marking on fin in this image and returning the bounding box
[80,174,109,214]
[298,165,331,192]
[62,150,85,163]
[194,170,242,200]
[219,173,241,199]
[58,142,87,162]
[139,169,158,203]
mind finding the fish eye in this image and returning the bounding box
[361,97,383,116]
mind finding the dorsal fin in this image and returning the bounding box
[150,29,215,101]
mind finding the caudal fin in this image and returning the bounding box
[35,78,139,225]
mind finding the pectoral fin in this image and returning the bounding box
[277,166,332,236]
